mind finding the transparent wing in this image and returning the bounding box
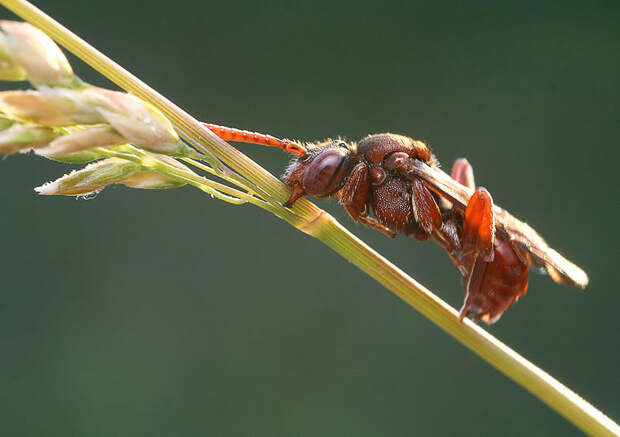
[406,160,589,289]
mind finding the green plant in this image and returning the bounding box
[0,2,617,436]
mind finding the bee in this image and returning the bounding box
[204,123,588,324]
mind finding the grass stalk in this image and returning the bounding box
[2,0,617,435]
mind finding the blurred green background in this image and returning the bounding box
[1,0,618,435]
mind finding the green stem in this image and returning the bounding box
[96,146,261,208]
[3,1,618,435]
[181,157,255,196]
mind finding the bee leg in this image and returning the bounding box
[447,158,495,262]
[283,183,306,207]
[461,187,495,262]
[359,216,398,238]
[382,151,450,238]
[434,217,468,276]
[410,178,443,236]
[384,152,494,259]
[339,162,370,221]
[450,158,476,189]
[459,251,492,322]
[459,233,530,324]
[434,159,489,277]
[339,162,397,238]
[449,159,513,323]
[410,179,443,241]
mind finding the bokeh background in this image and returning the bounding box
[0,1,618,435]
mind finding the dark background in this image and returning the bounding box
[1,1,618,435]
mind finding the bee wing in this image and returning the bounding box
[493,207,589,288]
[406,160,589,289]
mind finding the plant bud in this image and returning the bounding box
[85,88,185,154]
[43,149,107,164]
[0,123,58,155]
[121,171,186,189]
[0,86,192,156]
[120,154,189,189]
[0,32,27,81]
[0,21,74,86]
[0,115,15,130]
[0,88,103,125]
[35,158,140,196]
[36,126,125,157]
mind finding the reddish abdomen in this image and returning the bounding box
[466,233,530,323]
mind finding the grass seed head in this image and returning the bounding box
[0,123,58,155]
[0,21,73,86]
[34,157,140,196]
[0,31,27,80]
[86,88,183,154]
[121,171,186,189]
[42,148,107,164]
[0,88,102,125]
[36,125,125,157]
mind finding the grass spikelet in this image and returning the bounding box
[0,4,617,437]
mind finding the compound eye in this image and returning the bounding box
[337,141,348,148]
[302,148,349,197]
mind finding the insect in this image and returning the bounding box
[203,123,589,324]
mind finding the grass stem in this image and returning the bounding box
[2,0,617,435]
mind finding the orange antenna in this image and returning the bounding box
[202,123,307,157]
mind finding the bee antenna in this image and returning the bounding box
[202,123,307,157]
